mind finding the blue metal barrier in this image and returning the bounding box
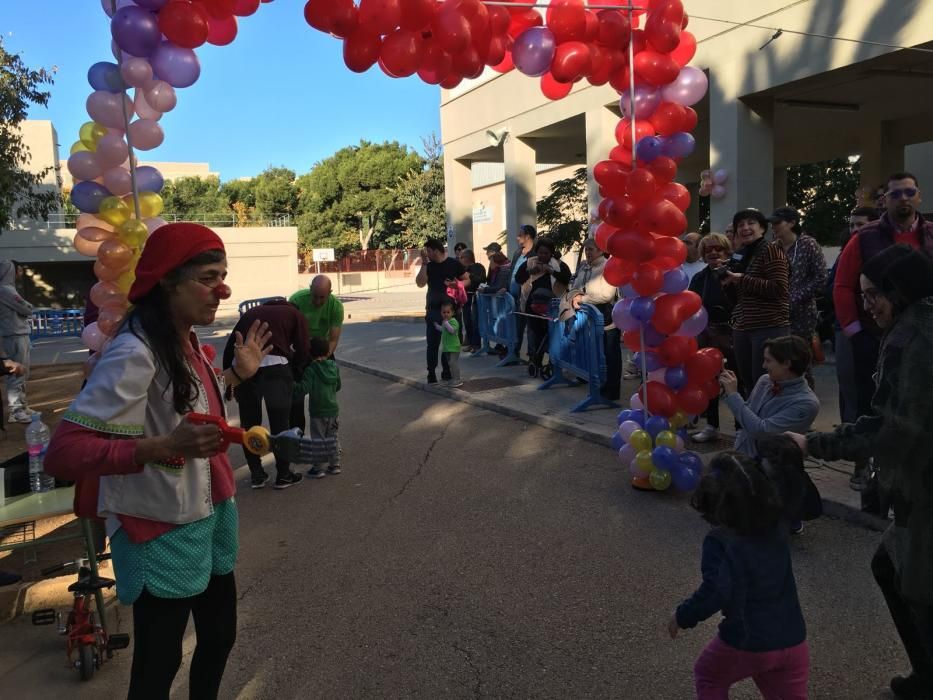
[238,296,287,316]
[30,309,84,339]
[473,292,520,366]
[538,300,618,412]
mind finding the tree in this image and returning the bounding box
[0,38,58,231]
[394,134,446,249]
[160,175,230,222]
[296,140,423,253]
[253,166,298,219]
[536,167,589,257]
[786,157,861,245]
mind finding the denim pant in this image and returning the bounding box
[236,365,293,478]
[2,334,29,412]
[694,635,809,699]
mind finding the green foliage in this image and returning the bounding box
[786,157,861,245]
[0,38,58,231]
[253,166,298,218]
[160,175,230,222]
[296,140,423,253]
[220,178,256,210]
[536,167,590,255]
[393,134,446,249]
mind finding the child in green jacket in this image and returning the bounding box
[294,337,341,478]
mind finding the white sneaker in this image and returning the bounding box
[11,411,32,424]
[691,426,719,443]
[449,380,464,388]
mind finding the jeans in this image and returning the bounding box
[2,335,29,412]
[463,293,481,347]
[425,316,450,378]
[872,543,933,685]
[236,364,293,479]
[128,573,237,700]
[733,326,790,398]
[694,635,809,700]
[602,327,622,400]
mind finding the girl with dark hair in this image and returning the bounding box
[514,237,571,363]
[788,244,933,699]
[44,223,273,699]
[670,451,809,699]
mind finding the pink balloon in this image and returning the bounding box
[145,81,177,112]
[77,226,116,243]
[133,89,162,121]
[630,392,644,411]
[127,119,164,150]
[619,420,641,441]
[95,133,129,168]
[81,322,107,352]
[94,259,125,282]
[660,66,709,107]
[90,281,125,308]
[711,184,726,199]
[103,166,133,196]
[144,216,167,233]
[67,151,103,181]
[97,307,126,336]
[74,233,103,257]
[712,169,729,185]
[86,90,134,129]
[121,57,153,88]
[76,213,114,232]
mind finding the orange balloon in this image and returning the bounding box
[74,233,102,257]
[97,239,133,269]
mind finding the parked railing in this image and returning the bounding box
[30,309,84,339]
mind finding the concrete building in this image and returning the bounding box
[440,0,933,254]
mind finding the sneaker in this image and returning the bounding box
[250,473,270,490]
[326,465,342,475]
[791,521,804,535]
[273,472,303,489]
[10,411,31,424]
[691,426,719,443]
[441,372,452,381]
[891,674,933,699]
[306,466,327,479]
[449,380,464,388]
[427,373,437,384]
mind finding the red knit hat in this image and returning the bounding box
[128,223,225,303]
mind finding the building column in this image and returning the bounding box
[503,135,536,257]
[772,167,788,209]
[586,106,619,230]
[905,142,933,193]
[860,121,903,191]
[708,67,775,231]
[443,157,473,251]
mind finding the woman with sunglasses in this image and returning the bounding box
[788,245,933,700]
[45,223,273,699]
[688,233,736,443]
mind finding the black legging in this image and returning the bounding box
[128,572,237,700]
[236,364,294,478]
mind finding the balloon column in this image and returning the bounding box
[699,168,728,199]
[68,0,270,354]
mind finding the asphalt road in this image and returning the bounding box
[1,368,905,699]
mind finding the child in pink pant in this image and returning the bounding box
[669,452,810,699]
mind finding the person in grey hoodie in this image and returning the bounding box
[0,260,33,422]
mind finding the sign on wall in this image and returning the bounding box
[472,205,494,224]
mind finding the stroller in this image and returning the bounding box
[523,288,556,380]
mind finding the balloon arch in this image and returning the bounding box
[68,0,722,492]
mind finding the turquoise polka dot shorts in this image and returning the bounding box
[110,498,239,604]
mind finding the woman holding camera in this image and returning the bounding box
[721,209,790,396]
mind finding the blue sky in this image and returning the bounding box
[1,1,441,181]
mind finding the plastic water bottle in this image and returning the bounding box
[26,412,54,493]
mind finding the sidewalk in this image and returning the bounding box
[336,322,886,531]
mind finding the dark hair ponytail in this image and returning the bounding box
[124,249,225,414]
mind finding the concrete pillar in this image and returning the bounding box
[503,136,536,258]
[585,106,619,225]
[859,121,903,191]
[708,66,775,230]
[903,142,933,190]
[443,157,473,250]
[772,167,788,210]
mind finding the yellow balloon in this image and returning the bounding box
[137,192,164,219]
[655,430,678,448]
[79,121,107,149]
[649,469,672,491]
[117,219,148,247]
[669,410,689,429]
[70,140,93,154]
[629,429,652,453]
[98,196,131,226]
[635,450,654,473]
[115,271,136,294]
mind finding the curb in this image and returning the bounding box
[336,358,889,532]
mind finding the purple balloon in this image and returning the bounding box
[111,6,162,58]
[635,136,664,163]
[664,366,687,391]
[662,267,689,294]
[671,463,701,491]
[645,415,670,438]
[102,0,137,17]
[628,409,647,426]
[135,0,169,9]
[621,283,636,298]
[661,66,709,107]
[611,431,625,451]
[612,297,641,332]
[87,61,124,93]
[675,306,709,337]
[679,451,704,473]
[630,296,656,323]
[151,41,201,88]
[634,350,663,372]
[643,323,666,347]
[620,85,660,120]
[70,181,112,214]
[618,443,637,466]
[662,132,696,159]
[135,165,164,193]
[619,420,641,441]
[512,27,556,77]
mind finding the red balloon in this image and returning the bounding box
[586,45,612,86]
[677,386,708,415]
[633,50,680,86]
[434,3,472,53]
[659,335,697,367]
[594,222,617,252]
[488,6,511,34]
[626,168,657,204]
[606,229,655,262]
[604,256,637,287]
[637,197,687,237]
[417,40,452,84]
[604,196,637,228]
[596,9,631,49]
[632,262,664,296]
[344,29,382,72]
[541,72,573,100]
[671,30,697,67]
[198,0,235,20]
[360,0,401,35]
[550,41,592,83]
[662,182,690,212]
[380,29,424,77]
[682,107,698,132]
[326,0,359,38]
[643,381,677,418]
[490,49,514,73]
[546,0,587,43]
[452,45,484,79]
[160,2,210,49]
[233,0,261,16]
[485,34,508,67]
[653,294,684,334]
[507,8,542,39]
[609,146,634,168]
[654,235,687,266]
[616,119,654,149]
[623,329,644,353]
[646,156,677,184]
[206,13,238,45]
[686,347,725,383]
[439,73,463,89]
[644,0,684,53]
[399,0,436,31]
[594,160,629,195]
[649,102,686,136]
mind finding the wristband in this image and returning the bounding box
[230,365,245,383]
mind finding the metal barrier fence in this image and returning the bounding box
[238,296,287,316]
[539,300,617,413]
[473,292,520,366]
[30,309,84,339]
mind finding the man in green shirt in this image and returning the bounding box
[289,275,344,432]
